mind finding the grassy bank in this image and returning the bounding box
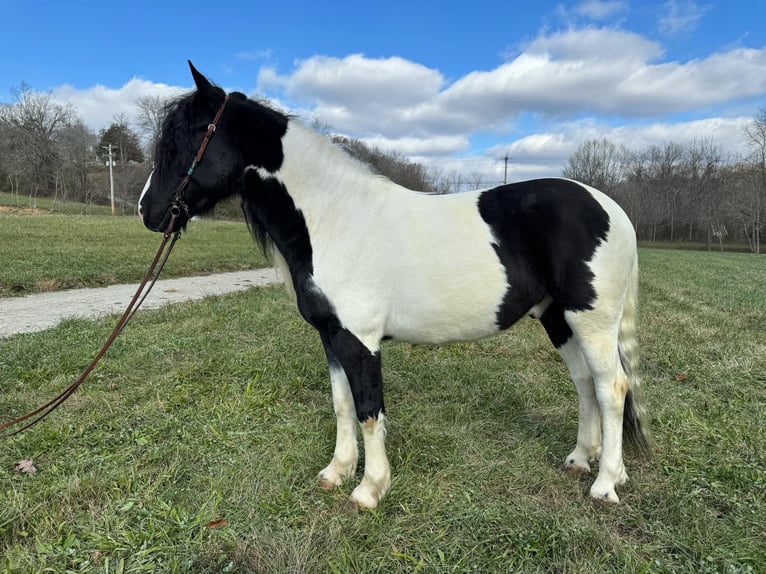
[0,213,268,297]
[0,192,116,216]
[0,249,764,572]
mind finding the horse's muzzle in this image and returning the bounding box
[162,202,190,234]
[143,202,189,234]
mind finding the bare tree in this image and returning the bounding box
[53,118,97,208]
[682,138,727,249]
[0,84,76,204]
[562,138,626,194]
[615,148,650,233]
[648,143,685,242]
[424,165,448,194]
[331,135,436,192]
[741,109,766,254]
[135,94,172,157]
[469,170,486,191]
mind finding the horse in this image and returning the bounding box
[139,62,649,509]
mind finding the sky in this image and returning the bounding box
[2,0,766,185]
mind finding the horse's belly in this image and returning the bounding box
[384,281,506,344]
[385,311,501,344]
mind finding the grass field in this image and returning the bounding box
[0,192,116,217]
[1,245,764,572]
[0,212,268,297]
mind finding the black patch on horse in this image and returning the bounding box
[540,301,574,349]
[477,179,610,330]
[241,168,312,278]
[241,160,346,335]
[232,97,289,173]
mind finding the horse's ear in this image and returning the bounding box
[188,60,215,98]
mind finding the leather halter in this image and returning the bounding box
[165,94,230,233]
[1,94,229,436]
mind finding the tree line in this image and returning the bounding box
[1,84,763,252]
[561,118,765,253]
[0,85,160,213]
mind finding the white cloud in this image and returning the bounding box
[255,27,766,147]
[435,28,665,121]
[260,54,443,108]
[658,0,709,36]
[237,49,273,62]
[258,54,447,138]
[402,116,753,187]
[51,78,186,131]
[483,116,752,181]
[575,0,629,20]
[41,25,765,187]
[360,134,469,157]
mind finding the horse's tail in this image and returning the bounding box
[619,252,650,456]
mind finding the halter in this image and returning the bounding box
[165,94,230,233]
[1,94,230,436]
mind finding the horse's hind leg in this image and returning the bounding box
[541,303,601,475]
[317,336,358,490]
[565,310,629,503]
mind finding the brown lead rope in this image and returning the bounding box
[0,229,181,437]
[1,93,230,437]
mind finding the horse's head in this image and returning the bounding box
[140,62,287,233]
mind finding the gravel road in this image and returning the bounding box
[0,268,279,339]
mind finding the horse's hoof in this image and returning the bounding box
[560,462,590,477]
[348,487,379,511]
[317,478,336,492]
[589,488,620,504]
[560,454,591,477]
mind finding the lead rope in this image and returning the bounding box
[0,230,180,437]
[1,94,230,437]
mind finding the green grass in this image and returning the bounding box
[637,240,758,254]
[0,192,116,216]
[1,249,765,572]
[0,213,268,297]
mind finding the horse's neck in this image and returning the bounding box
[276,122,395,211]
[244,119,415,282]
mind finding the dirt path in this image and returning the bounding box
[0,269,279,339]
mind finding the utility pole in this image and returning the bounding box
[108,144,115,216]
[503,153,510,184]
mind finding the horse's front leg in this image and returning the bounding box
[324,329,391,510]
[317,337,358,490]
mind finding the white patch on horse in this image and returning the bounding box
[138,170,153,216]
[264,123,510,349]
[556,336,601,474]
[270,246,296,302]
[528,294,553,319]
[317,364,358,490]
[560,180,637,503]
[349,413,391,510]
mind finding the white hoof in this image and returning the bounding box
[561,447,594,475]
[562,459,591,476]
[347,472,391,511]
[589,484,621,504]
[317,457,356,491]
[589,467,627,504]
[348,485,380,510]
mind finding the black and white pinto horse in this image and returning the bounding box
[139,64,648,509]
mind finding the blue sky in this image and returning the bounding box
[2,0,766,183]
